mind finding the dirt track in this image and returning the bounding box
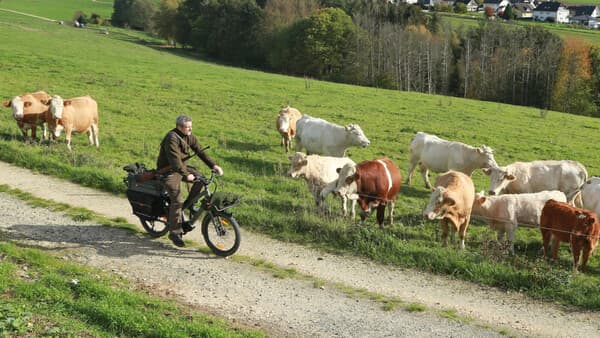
[1,160,599,337]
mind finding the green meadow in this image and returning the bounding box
[2,2,600,313]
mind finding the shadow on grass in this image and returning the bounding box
[5,223,220,260]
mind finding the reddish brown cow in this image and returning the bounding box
[2,91,52,141]
[540,199,600,272]
[333,158,401,227]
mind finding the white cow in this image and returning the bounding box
[276,106,302,153]
[582,177,600,216]
[471,190,567,254]
[407,131,498,189]
[287,152,357,218]
[483,160,588,205]
[294,115,370,157]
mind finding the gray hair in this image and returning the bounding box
[175,115,192,126]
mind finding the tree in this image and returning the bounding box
[502,4,513,20]
[153,0,181,46]
[454,3,468,14]
[111,0,157,31]
[286,7,358,80]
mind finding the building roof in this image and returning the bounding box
[567,5,597,16]
[534,1,563,11]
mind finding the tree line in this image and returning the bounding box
[111,0,600,117]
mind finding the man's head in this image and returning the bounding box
[175,115,193,136]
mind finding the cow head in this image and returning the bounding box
[423,187,456,220]
[471,191,489,214]
[334,163,359,200]
[277,108,291,133]
[48,95,66,137]
[345,124,370,148]
[482,166,515,196]
[477,145,498,169]
[287,152,308,178]
[3,96,31,119]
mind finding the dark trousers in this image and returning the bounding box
[163,168,200,233]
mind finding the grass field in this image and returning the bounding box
[3,2,600,312]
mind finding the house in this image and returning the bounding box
[483,0,510,13]
[455,0,479,12]
[513,2,535,19]
[568,5,600,27]
[533,1,570,23]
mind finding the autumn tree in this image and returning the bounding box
[551,39,595,116]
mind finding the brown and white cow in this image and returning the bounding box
[2,91,52,141]
[333,158,401,227]
[47,95,99,151]
[423,171,475,249]
[471,190,567,254]
[407,131,498,189]
[276,106,302,153]
[287,152,357,218]
[540,199,600,272]
[483,160,588,205]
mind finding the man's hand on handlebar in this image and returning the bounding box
[212,165,224,176]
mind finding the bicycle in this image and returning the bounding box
[124,165,241,257]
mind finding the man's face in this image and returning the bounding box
[177,121,193,136]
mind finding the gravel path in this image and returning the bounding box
[1,160,599,337]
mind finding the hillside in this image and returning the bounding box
[3,2,600,311]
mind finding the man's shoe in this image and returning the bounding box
[168,232,185,247]
[182,221,195,234]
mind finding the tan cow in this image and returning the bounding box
[276,106,302,153]
[2,91,52,141]
[47,95,99,151]
[423,171,475,249]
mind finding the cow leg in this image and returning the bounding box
[66,128,73,151]
[580,246,591,273]
[88,129,94,145]
[507,225,516,255]
[441,219,449,247]
[406,160,417,186]
[572,243,581,272]
[350,199,356,220]
[340,194,348,217]
[92,124,99,147]
[541,231,551,259]
[387,201,395,225]
[551,237,561,263]
[419,163,431,189]
[458,220,468,250]
[376,204,385,228]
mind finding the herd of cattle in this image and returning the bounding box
[2,91,99,151]
[277,106,600,272]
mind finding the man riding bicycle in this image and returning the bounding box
[157,115,223,247]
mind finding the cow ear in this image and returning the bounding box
[478,196,486,204]
[24,101,32,108]
[336,167,341,174]
[445,197,456,206]
[288,155,294,161]
[505,174,516,181]
[2,100,10,107]
[301,159,308,166]
[40,99,49,105]
[482,168,491,176]
[64,100,72,106]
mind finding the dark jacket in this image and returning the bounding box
[156,128,216,176]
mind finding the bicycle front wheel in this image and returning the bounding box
[201,212,241,257]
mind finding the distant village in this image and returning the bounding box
[396,0,600,28]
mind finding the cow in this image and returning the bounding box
[406,132,498,189]
[333,158,401,227]
[471,190,567,254]
[276,106,302,153]
[482,160,588,206]
[581,177,600,216]
[287,152,357,218]
[47,95,99,151]
[294,115,370,157]
[540,199,600,272]
[2,91,52,141]
[423,171,475,249]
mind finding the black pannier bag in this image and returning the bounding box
[123,163,169,219]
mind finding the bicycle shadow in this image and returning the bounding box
[3,223,222,260]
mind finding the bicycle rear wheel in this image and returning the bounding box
[201,212,241,257]
[139,216,169,237]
